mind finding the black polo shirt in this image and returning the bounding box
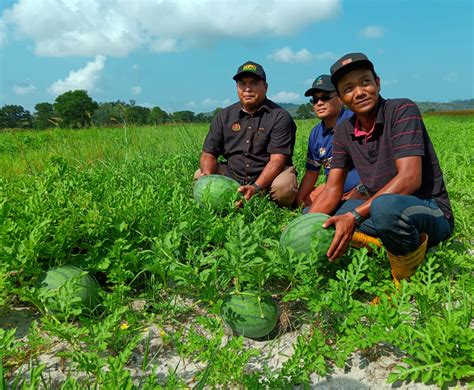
[332,97,453,221]
[202,98,296,184]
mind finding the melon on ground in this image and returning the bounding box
[193,174,240,211]
[220,289,279,339]
[38,265,101,317]
[280,212,335,260]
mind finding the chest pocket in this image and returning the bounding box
[250,127,270,154]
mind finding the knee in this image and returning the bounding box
[370,194,404,231]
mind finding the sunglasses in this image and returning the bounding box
[310,94,335,104]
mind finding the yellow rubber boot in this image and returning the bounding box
[370,233,428,306]
[351,231,382,251]
[388,233,428,282]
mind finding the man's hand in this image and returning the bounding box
[323,212,357,261]
[237,185,257,206]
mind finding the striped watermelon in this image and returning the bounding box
[220,289,279,339]
[193,174,240,211]
[38,265,101,316]
[280,212,335,260]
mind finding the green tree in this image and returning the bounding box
[149,106,170,124]
[295,103,314,120]
[33,102,55,129]
[0,105,33,129]
[53,90,98,128]
[92,101,127,126]
[124,105,150,125]
[171,110,195,123]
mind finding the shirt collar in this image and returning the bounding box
[352,96,386,139]
[239,98,271,117]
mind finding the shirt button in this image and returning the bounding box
[246,140,249,143]
[247,176,251,179]
[245,153,248,156]
[248,126,252,129]
[246,164,250,167]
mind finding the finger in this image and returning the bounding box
[330,233,351,260]
[326,233,342,260]
[322,216,335,229]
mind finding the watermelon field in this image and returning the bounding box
[0,115,473,388]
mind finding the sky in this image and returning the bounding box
[0,0,473,114]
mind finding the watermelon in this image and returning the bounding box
[193,174,240,211]
[280,212,335,260]
[38,265,101,317]
[220,289,279,339]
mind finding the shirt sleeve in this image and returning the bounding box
[267,110,295,155]
[330,123,351,169]
[305,128,322,172]
[202,112,224,156]
[390,100,426,159]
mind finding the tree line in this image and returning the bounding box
[0,89,322,130]
[0,90,220,130]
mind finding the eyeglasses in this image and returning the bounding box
[310,94,335,104]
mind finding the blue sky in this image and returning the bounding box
[0,0,473,114]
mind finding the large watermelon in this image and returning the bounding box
[220,289,279,339]
[280,212,335,260]
[38,265,101,317]
[193,174,240,211]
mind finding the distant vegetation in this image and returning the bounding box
[0,90,472,130]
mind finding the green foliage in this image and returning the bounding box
[53,90,98,128]
[0,105,33,129]
[0,115,472,387]
[33,102,55,130]
[295,103,314,119]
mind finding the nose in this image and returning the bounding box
[354,85,366,98]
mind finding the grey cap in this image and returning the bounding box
[304,74,335,97]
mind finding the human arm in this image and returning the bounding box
[323,156,422,260]
[294,170,320,207]
[238,153,287,201]
[198,152,218,177]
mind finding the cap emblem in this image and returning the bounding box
[342,58,353,65]
[242,64,257,72]
[316,78,323,85]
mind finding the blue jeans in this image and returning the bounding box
[335,194,454,255]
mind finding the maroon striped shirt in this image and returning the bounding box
[332,97,453,221]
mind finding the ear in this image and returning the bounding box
[375,76,381,92]
[264,82,268,93]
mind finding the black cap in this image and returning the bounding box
[304,74,335,97]
[330,52,374,88]
[233,61,266,82]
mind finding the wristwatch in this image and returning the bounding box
[350,210,365,227]
[252,183,262,193]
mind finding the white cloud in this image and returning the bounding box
[269,91,300,103]
[201,98,231,108]
[443,72,458,82]
[13,82,36,96]
[268,47,312,63]
[131,86,142,95]
[48,55,106,95]
[313,51,339,61]
[360,26,385,38]
[382,79,397,87]
[1,0,341,57]
[269,48,338,63]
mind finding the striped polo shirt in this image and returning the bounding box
[331,97,453,221]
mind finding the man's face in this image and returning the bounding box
[337,68,380,115]
[311,91,341,121]
[236,76,268,111]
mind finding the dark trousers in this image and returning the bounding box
[335,194,454,255]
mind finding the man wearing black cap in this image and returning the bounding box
[295,74,366,208]
[308,52,454,284]
[196,60,298,207]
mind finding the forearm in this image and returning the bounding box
[255,155,287,188]
[296,170,319,204]
[200,152,218,175]
[354,157,422,218]
[308,183,342,214]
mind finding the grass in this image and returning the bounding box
[0,115,473,388]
